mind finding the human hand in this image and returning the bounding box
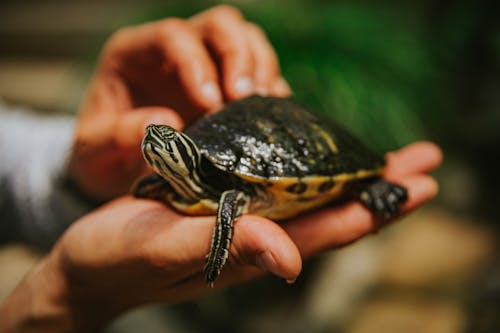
[69,5,291,202]
[0,142,441,332]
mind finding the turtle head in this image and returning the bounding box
[142,124,201,181]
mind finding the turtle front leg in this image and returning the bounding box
[133,173,172,205]
[204,190,250,287]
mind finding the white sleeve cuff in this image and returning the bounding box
[0,102,95,248]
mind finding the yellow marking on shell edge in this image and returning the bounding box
[250,166,386,220]
[237,167,385,186]
[167,166,386,219]
[167,193,218,215]
[332,167,385,182]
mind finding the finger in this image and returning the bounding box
[385,141,443,180]
[285,174,439,258]
[229,215,302,281]
[111,20,224,110]
[244,23,281,95]
[184,215,301,281]
[138,212,302,303]
[154,20,225,110]
[114,106,184,149]
[141,210,301,283]
[191,6,255,100]
[270,77,293,97]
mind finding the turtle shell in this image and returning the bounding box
[185,95,385,182]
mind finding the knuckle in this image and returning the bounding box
[157,18,190,36]
[101,26,133,57]
[106,26,131,47]
[211,4,243,20]
[246,22,266,36]
[139,241,175,272]
[219,44,242,57]
[111,26,131,41]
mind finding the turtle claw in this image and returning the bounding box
[204,249,229,288]
[360,180,408,218]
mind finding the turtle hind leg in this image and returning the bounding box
[360,179,408,218]
[204,190,250,287]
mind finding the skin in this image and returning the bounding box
[69,5,291,202]
[0,142,442,332]
[0,5,443,333]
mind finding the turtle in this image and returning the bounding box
[134,95,407,286]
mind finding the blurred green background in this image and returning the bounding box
[1,1,499,332]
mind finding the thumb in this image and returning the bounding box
[114,106,184,148]
[228,215,302,283]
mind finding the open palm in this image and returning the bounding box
[49,141,441,330]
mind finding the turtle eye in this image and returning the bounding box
[159,126,177,140]
[146,124,177,141]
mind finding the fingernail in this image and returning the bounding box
[286,278,296,284]
[201,82,222,105]
[256,251,279,275]
[234,76,254,96]
[272,77,292,96]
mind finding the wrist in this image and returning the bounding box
[0,248,114,332]
[0,254,74,332]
